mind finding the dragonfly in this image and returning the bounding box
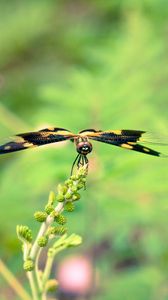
[0,127,166,172]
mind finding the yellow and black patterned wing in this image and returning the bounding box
[80,129,166,157]
[0,127,75,154]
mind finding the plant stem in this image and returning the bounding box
[20,165,87,299]
[42,246,65,287]
[0,258,31,300]
[35,247,43,290]
[27,271,39,300]
[29,202,64,297]
[30,203,64,260]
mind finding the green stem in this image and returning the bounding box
[35,248,43,291]
[30,203,64,260]
[24,165,87,299]
[0,259,31,300]
[29,202,64,299]
[30,222,49,260]
[42,256,54,287]
[41,246,65,299]
[27,271,39,300]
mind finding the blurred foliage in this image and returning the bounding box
[0,0,168,299]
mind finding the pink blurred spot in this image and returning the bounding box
[57,255,93,294]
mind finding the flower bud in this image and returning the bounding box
[48,226,67,236]
[72,193,80,201]
[48,191,56,205]
[57,184,68,194]
[34,211,47,222]
[55,214,67,225]
[77,183,84,190]
[65,202,75,212]
[70,175,78,180]
[38,236,48,247]
[64,179,73,186]
[65,191,72,199]
[71,185,77,192]
[56,194,65,202]
[16,225,32,243]
[45,204,54,214]
[45,279,58,292]
[23,259,34,271]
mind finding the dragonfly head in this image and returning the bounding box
[76,140,92,155]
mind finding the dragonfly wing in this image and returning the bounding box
[85,129,166,157]
[0,127,75,154]
[139,132,168,145]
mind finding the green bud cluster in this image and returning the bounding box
[16,225,32,243]
[48,226,67,236]
[56,193,65,202]
[58,184,68,194]
[45,279,58,292]
[55,165,87,214]
[45,204,54,214]
[23,259,34,272]
[50,210,58,218]
[48,191,56,205]
[34,211,47,222]
[17,165,87,291]
[64,191,72,199]
[55,214,67,225]
[72,193,80,201]
[38,235,48,247]
[65,202,75,212]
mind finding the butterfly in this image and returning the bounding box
[0,127,166,173]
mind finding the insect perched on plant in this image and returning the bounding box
[0,127,166,172]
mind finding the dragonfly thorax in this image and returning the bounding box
[76,141,92,155]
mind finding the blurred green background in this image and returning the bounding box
[0,0,168,299]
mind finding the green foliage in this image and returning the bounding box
[0,1,168,299]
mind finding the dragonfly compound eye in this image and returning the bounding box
[76,142,92,155]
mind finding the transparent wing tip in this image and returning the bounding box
[159,153,168,158]
[140,132,168,145]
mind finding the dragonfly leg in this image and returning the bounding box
[71,154,80,175]
[71,154,89,175]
